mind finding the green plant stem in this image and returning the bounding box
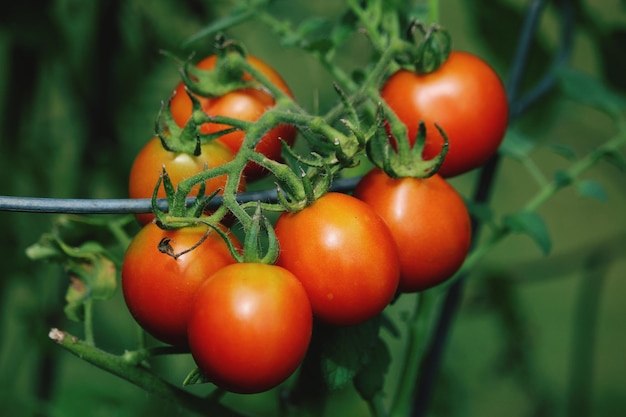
[255,12,357,92]
[450,129,626,286]
[428,0,440,25]
[566,249,611,417]
[83,299,95,346]
[389,291,436,417]
[524,131,626,212]
[49,329,249,417]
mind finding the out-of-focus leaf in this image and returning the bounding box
[548,143,577,161]
[577,180,608,202]
[465,201,495,224]
[353,338,391,400]
[26,234,117,322]
[283,18,322,47]
[65,254,116,321]
[557,67,626,117]
[330,9,359,47]
[320,317,381,391]
[499,129,537,160]
[503,211,551,255]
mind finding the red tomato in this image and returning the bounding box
[354,168,471,292]
[187,263,312,394]
[121,222,241,346]
[170,54,297,180]
[274,192,400,326]
[381,51,509,177]
[128,136,244,225]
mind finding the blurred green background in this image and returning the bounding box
[1,0,625,416]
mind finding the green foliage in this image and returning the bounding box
[319,318,385,391]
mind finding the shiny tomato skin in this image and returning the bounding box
[274,192,400,326]
[354,168,471,292]
[128,136,244,225]
[169,55,297,180]
[187,263,312,394]
[121,222,241,346]
[381,51,509,178]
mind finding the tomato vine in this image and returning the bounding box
[2,1,625,417]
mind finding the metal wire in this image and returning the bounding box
[0,176,361,214]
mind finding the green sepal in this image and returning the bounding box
[241,203,279,264]
[402,21,452,74]
[367,119,448,179]
[179,46,258,99]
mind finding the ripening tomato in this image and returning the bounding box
[121,222,241,346]
[274,192,400,326]
[187,263,312,394]
[354,168,471,292]
[128,136,244,225]
[169,54,297,180]
[381,51,509,177]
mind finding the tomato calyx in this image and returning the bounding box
[240,203,279,264]
[149,166,230,232]
[396,21,451,75]
[368,119,449,179]
[179,39,265,100]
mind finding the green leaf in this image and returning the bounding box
[353,338,391,400]
[281,18,328,47]
[320,317,381,391]
[330,9,359,47]
[64,253,117,322]
[503,211,551,255]
[499,130,536,160]
[556,67,626,117]
[549,143,577,161]
[298,17,329,37]
[26,234,117,322]
[577,180,609,202]
[465,201,495,224]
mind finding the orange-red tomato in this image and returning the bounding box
[354,168,471,292]
[381,51,509,177]
[170,55,297,180]
[187,263,312,394]
[121,222,241,346]
[274,192,400,325]
[128,136,243,225]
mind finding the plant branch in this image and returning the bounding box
[48,328,250,417]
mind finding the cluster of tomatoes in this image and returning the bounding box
[121,49,508,394]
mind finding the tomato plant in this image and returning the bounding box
[128,136,243,225]
[169,54,297,180]
[381,51,509,178]
[274,192,400,326]
[121,222,240,346]
[354,168,471,292]
[12,1,626,417]
[187,263,312,394]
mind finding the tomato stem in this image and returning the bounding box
[48,329,250,417]
[389,291,437,417]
